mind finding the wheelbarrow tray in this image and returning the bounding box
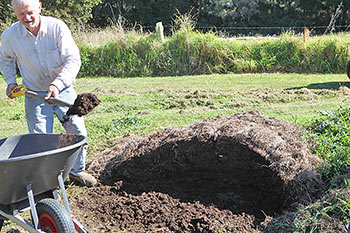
[0,133,87,205]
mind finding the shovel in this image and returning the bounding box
[11,84,73,107]
[11,84,100,117]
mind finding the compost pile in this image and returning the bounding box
[76,110,326,232]
[66,93,100,117]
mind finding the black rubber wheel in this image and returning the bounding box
[347,60,350,79]
[36,198,75,233]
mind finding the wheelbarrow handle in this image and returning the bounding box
[25,90,73,107]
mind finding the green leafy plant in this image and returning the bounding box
[306,106,350,187]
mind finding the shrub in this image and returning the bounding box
[76,28,350,77]
[0,0,101,31]
[306,106,350,188]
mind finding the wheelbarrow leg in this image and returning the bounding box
[58,173,71,213]
[27,184,40,230]
[57,173,89,233]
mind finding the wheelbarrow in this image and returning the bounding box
[0,133,89,233]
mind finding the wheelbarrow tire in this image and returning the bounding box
[347,60,350,79]
[36,198,75,233]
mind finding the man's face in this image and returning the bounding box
[13,2,41,31]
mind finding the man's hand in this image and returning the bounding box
[45,84,59,100]
[6,83,18,99]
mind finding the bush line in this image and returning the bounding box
[77,28,350,78]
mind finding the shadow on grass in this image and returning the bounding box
[286,81,350,91]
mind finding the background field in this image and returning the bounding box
[1,72,349,158]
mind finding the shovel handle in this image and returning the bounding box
[25,90,73,107]
[10,84,27,97]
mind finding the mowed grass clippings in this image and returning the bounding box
[1,73,349,158]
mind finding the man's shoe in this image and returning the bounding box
[69,172,97,187]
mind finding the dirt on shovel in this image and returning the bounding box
[66,93,101,117]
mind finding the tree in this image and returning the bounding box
[0,0,102,31]
[229,0,258,20]
[42,0,102,29]
[90,0,193,28]
[89,0,350,34]
[0,1,17,31]
[226,0,350,35]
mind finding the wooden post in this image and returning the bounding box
[155,22,165,42]
[303,26,309,42]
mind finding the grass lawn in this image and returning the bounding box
[1,72,350,232]
[1,73,349,159]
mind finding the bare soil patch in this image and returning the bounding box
[74,110,326,232]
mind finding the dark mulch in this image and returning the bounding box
[73,110,328,232]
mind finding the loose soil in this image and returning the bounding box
[66,93,100,117]
[70,110,328,232]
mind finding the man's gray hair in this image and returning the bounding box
[11,0,40,9]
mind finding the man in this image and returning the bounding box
[0,0,96,186]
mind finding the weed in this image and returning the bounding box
[306,106,350,187]
[10,111,24,121]
[273,189,350,232]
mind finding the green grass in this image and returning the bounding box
[1,72,349,158]
[2,72,350,231]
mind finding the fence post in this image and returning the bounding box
[156,22,165,42]
[303,26,309,42]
